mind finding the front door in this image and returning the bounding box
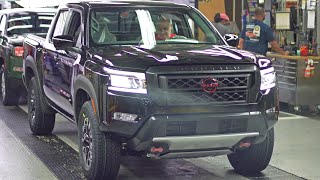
[43,9,81,116]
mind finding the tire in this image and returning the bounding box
[28,77,55,135]
[78,101,120,180]
[228,128,274,175]
[0,65,18,106]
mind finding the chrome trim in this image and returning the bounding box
[152,132,259,151]
[198,112,260,117]
[249,111,261,115]
[158,149,232,159]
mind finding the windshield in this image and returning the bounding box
[7,12,55,36]
[89,7,224,48]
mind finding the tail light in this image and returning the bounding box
[13,46,24,57]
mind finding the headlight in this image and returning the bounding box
[260,67,276,91]
[104,67,147,94]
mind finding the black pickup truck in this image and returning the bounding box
[0,8,56,105]
[23,1,279,179]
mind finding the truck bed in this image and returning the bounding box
[24,34,46,47]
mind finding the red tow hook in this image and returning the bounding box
[150,146,164,153]
[239,142,251,148]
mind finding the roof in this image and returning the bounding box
[68,0,189,9]
[0,8,57,15]
[14,0,186,8]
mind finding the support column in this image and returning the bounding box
[317,0,320,54]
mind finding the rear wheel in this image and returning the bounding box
[78,101,120,180]
[28,77,55,135]
[0,65,18,105]
[228,128,274,175]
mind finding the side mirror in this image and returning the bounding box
[52,35,74,50]
[224,34,238,47]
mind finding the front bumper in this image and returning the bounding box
[151,132,259,158]
[99,85,278,155]
[126,110,270,152]
[153,133,259,151]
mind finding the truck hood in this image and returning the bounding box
[90,44,261,71]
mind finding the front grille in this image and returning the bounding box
[166,91,247,104]
[167,76,248,89]
[159,74,252,105]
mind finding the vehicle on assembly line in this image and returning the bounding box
[0,8,56,105]
[22,1,279,179]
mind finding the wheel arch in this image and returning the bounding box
[24,55,38,88]
[74,75,100,124]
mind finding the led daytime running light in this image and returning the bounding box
[104,67,147,94]
[260,67,276,92]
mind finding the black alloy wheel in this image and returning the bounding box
[82,112,93,169]
[78,101,120,180]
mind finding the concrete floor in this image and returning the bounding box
[0,107,56,180]
[4,105,319,179]
[271,113,320,180]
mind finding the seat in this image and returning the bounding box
[92,23,117,43]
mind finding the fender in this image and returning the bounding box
[24,55,40,87]
[73,74,100,124]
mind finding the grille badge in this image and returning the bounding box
[201,78,219,93]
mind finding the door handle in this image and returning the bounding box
[54,56,59,61]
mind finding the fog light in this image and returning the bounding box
[266,107,276,116]
[294,106,300,111]
[113,112,138,123]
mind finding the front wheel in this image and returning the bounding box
[228,128,274,174]
[78,101,120,180]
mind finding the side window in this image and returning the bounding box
[185,14,217,42]
[171,15,192,38]
[0,15,6,35]
[51,10,81,47]
[51,10,69,39]
[65,11,81,47]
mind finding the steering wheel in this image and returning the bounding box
[170,35,187,39]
